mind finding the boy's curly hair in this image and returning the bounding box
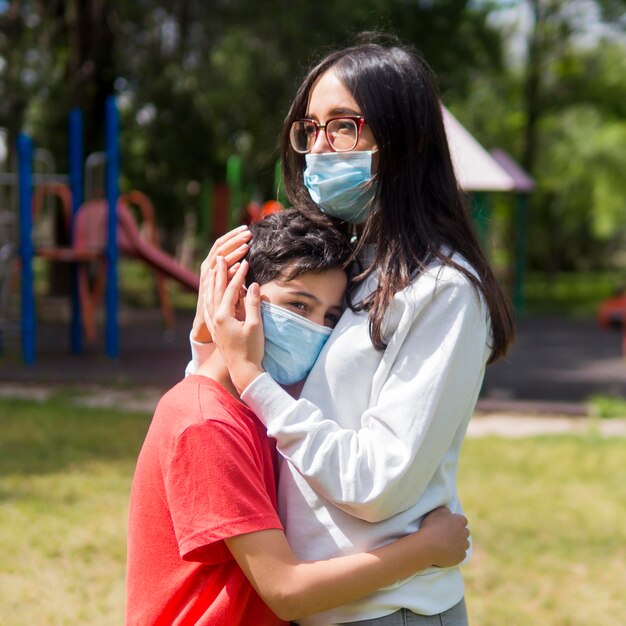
[246,208,352,287]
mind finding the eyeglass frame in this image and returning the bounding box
[289,115,367,154]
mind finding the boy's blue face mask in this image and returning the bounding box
[303,151,376,224]
[260,302,332,386]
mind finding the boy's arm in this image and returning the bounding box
[225,507,469,621]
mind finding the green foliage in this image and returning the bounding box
[114,0,503,233]
[589,394,626,419]
[529,105,626,271]
[453,3,626,274]
[1,0,502,230]
[523,270,623,315]
[1,0,624,273]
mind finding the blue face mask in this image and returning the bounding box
[303,151,376,224]
[261,302,332,385]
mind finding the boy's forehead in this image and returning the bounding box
[262,274,313,294]
[259,268,347,302]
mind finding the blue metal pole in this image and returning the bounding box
[105,96,119,358]
[17,133,36,364]
[69,108,84,353]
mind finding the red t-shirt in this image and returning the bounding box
[126,375,287,626]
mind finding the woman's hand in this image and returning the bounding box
[192,225,252,343]
[209,256,265,393]
[419,507,470,568]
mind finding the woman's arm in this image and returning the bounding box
[211,259,490,522]
[225,507,469,621]
[186,226,252,375]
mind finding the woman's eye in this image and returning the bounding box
[334,121,352,133]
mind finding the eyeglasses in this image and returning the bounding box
[289,116,367,154]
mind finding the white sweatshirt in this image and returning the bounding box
[189,254,491,625]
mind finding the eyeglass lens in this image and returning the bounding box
[290,119,359,153]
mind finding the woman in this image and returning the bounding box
[191,40,514,625]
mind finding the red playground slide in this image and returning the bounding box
[74,194,199,292]
[72,192,199,341]
[116,202,199,291]
[598,292,626,356]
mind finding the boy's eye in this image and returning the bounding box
[324,313,340,328]
[289,301,308,314]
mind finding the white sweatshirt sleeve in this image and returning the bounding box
[184,333,215,377]
[242,276,490,523]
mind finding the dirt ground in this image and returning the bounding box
[1,304,625,432]
[1,380,625,438]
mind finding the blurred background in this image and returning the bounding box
[1,0,625,403]
[1,3,626,625]
[1,0,624,268]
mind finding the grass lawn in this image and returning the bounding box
[459,435,626,625]
[1,394,625,625]
[0,395,150,626]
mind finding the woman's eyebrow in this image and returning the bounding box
[304,107,361,119]
[328,107,360,116]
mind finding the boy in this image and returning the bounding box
[125,210,469,625]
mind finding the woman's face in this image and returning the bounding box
[305,69,377,155]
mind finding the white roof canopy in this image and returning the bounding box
[442,107,524,192]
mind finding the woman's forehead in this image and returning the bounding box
[306,69,361,118]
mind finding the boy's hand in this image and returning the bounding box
[209,257,265,393]
[420,506,470,568]
[192,225,252,343]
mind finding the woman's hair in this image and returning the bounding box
[245,208,352,287]
[279,39,514,362]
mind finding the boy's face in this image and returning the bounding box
[259,268,347,329]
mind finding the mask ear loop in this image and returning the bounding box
[350,224,358,244]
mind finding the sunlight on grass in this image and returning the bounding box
[588,394,626,419]
[459,435,626,626]
[0,396,151,626]
[1,395,625,625]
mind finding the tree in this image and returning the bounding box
[457,0,625,274]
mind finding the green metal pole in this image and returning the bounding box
[471,192,490,250]
[513,192,528,313]
[274,159,288,205]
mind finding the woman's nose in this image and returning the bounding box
[310,127,333,154]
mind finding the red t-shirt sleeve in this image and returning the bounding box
[164,420,283,564]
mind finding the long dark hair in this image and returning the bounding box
[280,41,514,363]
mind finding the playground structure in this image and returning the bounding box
[597,291,626,355]
[0,141,60,353]
[5,103,539,365]
[14,98,201,363]
[31,185,199,342]
[441,107,535,313]
[4,96,284,365]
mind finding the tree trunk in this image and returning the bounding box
[521,0,543,176]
